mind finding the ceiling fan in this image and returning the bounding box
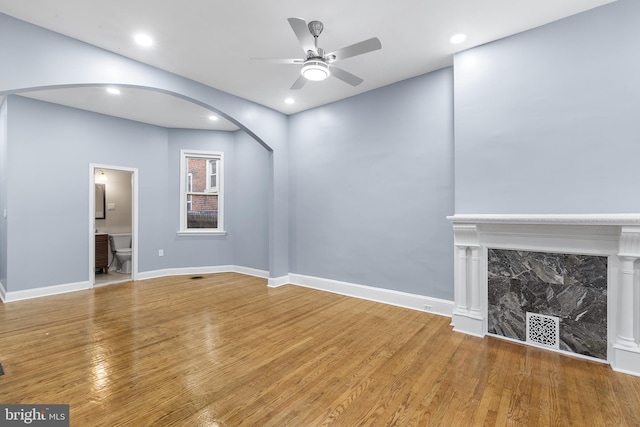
[251,18,382,90]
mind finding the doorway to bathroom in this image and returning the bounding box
[89,164,138,287]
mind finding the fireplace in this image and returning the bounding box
[447,214,640,377]
[488,248,607,359]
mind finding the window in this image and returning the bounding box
[179,150,224,234]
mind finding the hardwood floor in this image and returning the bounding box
[1,273,639,426]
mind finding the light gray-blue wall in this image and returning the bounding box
[165,128,269,272]
[166,129,236,269]
[289,68,455,299]
[0,12,290,281]
[0,98,7,288]
[454,0,640,214]
[4,95,270,292]
[232,130,270,271]
[6,96,168,291]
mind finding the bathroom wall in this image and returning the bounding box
[95,168,132,235]
[95,168,133,268]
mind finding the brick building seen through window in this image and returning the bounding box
[186,157,219,228]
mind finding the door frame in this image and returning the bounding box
[89,163,139,286]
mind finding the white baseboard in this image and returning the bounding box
[1,280,91,303]
[0,268,454,320]
[452,311,485,337]
[136,265,235,280]
[1,265,270,303]
[137,265,268,281]
[267,275,290,288]
[612,345,640,377]
[136,265,269,280]
[488,332,610,366]
[288,273,454,317]
[233,265,269,279]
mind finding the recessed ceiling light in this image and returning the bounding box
[284,98,295,104]
[134,33,154,47]
[106,87,121,95]
[450,33,467,45]
[208,115,219,121]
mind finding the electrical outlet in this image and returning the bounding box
[158,249,164,256]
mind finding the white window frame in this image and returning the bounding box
[187,172,193,192]
[205,159,218,193]
[178,150,225,235]
[186,173,193,211]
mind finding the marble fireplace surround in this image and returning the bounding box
[447,214,640,377]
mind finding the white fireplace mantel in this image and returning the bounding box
[447,213,640,377]
[448,213,640,226]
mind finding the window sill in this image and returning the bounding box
[176,230,227,236]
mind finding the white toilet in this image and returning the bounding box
[109,233,132,274]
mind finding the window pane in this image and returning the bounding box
[187,158,207,192]
[207,159,217,192]
[186,194,218,228]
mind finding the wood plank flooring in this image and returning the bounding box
[1,273,639,426]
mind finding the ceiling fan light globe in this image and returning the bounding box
[301,60,330,81]
[303,68,329,81]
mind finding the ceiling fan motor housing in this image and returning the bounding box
[308,20,324,37]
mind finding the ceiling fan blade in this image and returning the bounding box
[290,75,307,90]
[288,17,315,54]
[326,37,382,62]
[330,66,364,86]
[249,58,303,64]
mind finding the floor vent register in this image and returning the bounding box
[526,312,560,350]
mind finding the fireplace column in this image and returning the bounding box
[614,227,640,374]
[451,224,484,336]
[617,255,637,347]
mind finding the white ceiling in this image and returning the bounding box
[0,0,615,130]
